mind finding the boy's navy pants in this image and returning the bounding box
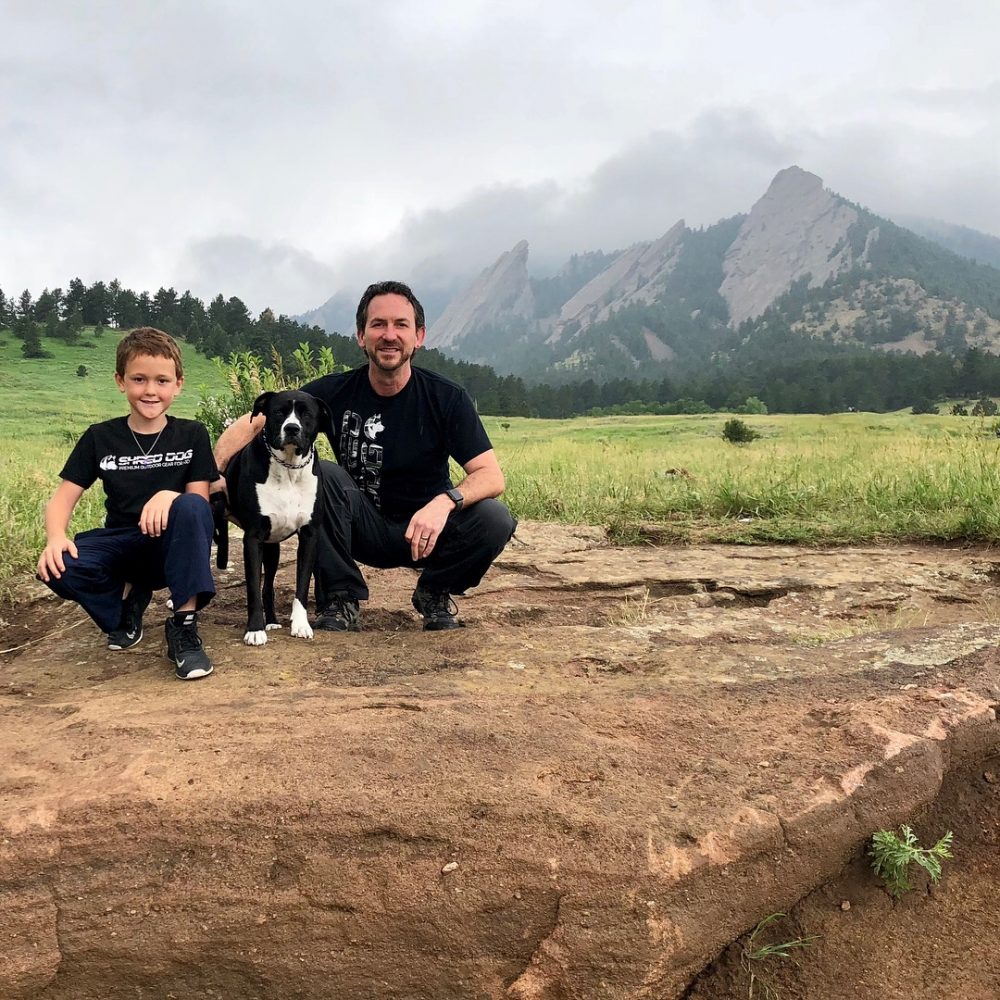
[314,460,517,606]
[42,493,215,633]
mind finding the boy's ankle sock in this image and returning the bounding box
[172,610,197,627]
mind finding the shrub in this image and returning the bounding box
[972,396,998,417]
[196,343,347,439]
[76,365,88,378]
[722,418,760,444]
[738,395,769,415]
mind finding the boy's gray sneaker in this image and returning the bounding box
[107,586,153,650]
[411,586,462,631]
[315,596,361,632]
[164,613,214,680]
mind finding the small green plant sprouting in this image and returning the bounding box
[741,912,819,1000]
[869,825,953,898]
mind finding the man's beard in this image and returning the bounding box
[365,343,413,372]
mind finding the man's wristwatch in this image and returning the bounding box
[445,487,464,511]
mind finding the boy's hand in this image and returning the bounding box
[37,536,78,582]
[139,490,181,536]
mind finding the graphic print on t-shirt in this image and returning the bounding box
[341,410,383,508]
[97,449,194,472]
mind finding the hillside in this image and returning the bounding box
[894,214,1000,270]
[0,327,228,441]
[420,167,1000,382]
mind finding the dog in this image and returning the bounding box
[214,390,331,646]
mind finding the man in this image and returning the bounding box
[213,280,517,631]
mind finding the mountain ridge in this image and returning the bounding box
[294,167,1000,385]
[416,167,1000,381]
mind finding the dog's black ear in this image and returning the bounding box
[251,392,274,421]
[315,396,334,440]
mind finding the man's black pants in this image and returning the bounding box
[314,461,517,607]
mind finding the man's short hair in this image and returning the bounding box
[356,281,425,332]
[116,327,184,379]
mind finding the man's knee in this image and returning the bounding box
[470,499,517,550]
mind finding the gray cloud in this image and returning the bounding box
[3,1,998,315]
[176,237,338,315]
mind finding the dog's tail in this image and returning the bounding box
[211,491,229,570]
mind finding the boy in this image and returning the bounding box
[36,327,218,680]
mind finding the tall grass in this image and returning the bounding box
[491,413,1000,544]
[4,331,1000,593]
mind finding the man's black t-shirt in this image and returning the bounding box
[60,416,219,529]
[301,366,492,521]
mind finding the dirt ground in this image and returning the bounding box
[2,522,999,999]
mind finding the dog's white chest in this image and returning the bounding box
[256,466,318,542]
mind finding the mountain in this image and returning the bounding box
[432,240,534,349]
[891,215,1000,270]
[421,167,1000,382]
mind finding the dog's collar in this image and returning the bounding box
[262,430,315,470]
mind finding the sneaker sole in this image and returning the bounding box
[108,629,143,651]
[175,663,214,680]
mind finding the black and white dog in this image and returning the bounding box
[215,390,331,646]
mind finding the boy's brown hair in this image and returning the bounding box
[115,327,184,379]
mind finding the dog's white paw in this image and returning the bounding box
[290,599,313,640]
[266,623,282,631]
[243,629,268,646]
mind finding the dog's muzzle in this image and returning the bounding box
[280,423,305,448]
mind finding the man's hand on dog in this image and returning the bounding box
[37,535,78,582]
[405,495,454,562]
[139,490,182,537]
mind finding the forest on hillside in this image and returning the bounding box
[5,278,1000,418]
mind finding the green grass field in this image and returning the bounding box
[4,327,1000,595]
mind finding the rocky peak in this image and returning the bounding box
[550,219,687,342]
[720,166,869,328]
[427,240,534,349]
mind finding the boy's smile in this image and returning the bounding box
[115,353,183,433]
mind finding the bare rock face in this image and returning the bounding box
[720,166,874,328]
[427,240,535,349]
[549,220,686,343]
[2,527,999,999]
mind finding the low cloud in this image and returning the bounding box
[175,236,338,315]
[314,107,1000,310]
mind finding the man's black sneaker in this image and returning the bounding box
[315,597,361,632]
[411,586,462,631]
[164,613,214,680]
[107,586,153,651]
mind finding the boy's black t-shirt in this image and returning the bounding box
[60,416,219,529]
[301,366,492,521]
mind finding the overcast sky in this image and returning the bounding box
[4,0,998,316]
